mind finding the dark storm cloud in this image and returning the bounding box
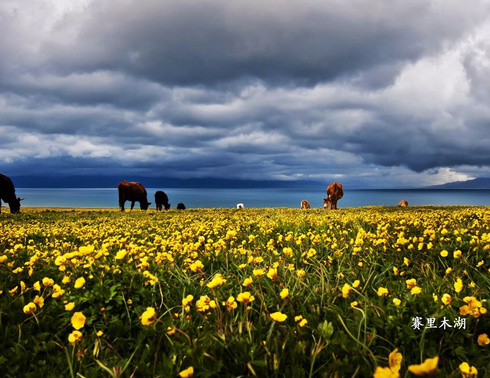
[42,0,486,87]
[1,0,490,187]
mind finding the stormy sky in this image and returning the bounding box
[1,0,490,188]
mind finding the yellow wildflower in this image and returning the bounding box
[442,294,452,306]
[115,250,127,260]
[406,278,417,289]
[237,292,255,304]
[440,250,448,257]
[459,362,478,377]
[68,330,83,346]
[243,277,253,287]
[33,281,41,292]
[353,280,360,288]
[477,333,489,347]
[392,298,401,306]
[280,288,289,299]
[223,296,237,311]
[23,302,37,314]
[33,295,44,308]
[373,366,399,378]
[453,250,463,259]
[388,348,402,375]
[71,312,86,330]
[178,366,194,378]
[270,312,287,322]
[42,277,54,287]
[140,307,157,326]
[266,268,278,280]
[411,286,422,295]
[74,277,86,289]
[454,278,463,293]
[377,287,389,297]
[207,273,226,289]
[65,302,76,311]
[342,283,352,298]
[253,268,265,277]
[408,356,438,376]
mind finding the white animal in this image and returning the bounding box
[236,203,245,209]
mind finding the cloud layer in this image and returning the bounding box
[1,0,490,187]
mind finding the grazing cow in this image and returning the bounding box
[323,182,344,210]
[398,199,409,207]
[301,199,311,209]
[0,173,23,214]
[155,190,170,211]
[237,203,245,209]
[118,181,151,211]
[177,203,186,210]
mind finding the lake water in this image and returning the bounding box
[12,188,490,209]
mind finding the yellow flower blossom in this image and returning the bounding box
[280,288,289,299]
[33,295,44,308]
[237,292,255,304]
[68,330,83,346]
[23,302,37,314]
[243,277,253,287]
[477,333,489,347]
[408,356,438,376]
[207,273,226,289]
[342,283,352,298]
[140,307,157,326]
[71,312,86,330]
[266,268,278,280]
[440,250,448,257]
[388,348,402,375]
[442,294,452,306]
[74,277,86,289]
[33,281,41,292]
[459,362,478,377]
[270,312,287,322]
[411,286,422,295]
[178,366,194,378]
[392,298,401,306]
[65,302,76,311]
[454,278,463,293]
[377,287,389,297]
[253,268,265,277]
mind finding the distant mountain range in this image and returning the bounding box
[425,177,490,189]
[11,175,327,189]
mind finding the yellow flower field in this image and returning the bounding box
[0,206,489,377]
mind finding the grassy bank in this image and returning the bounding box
[1,207,489,377]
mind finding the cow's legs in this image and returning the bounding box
[130,201,135,210]
[119,199,125,211]
[332,200,337,210]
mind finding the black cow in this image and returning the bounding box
[177,203,186,210]
[155,190,170,211]
[118,181,150,211]
[0,173,22,214]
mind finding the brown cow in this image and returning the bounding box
[0,173,23,214]
[300,199,311,209]
[323,182,343,210]
[118,181,151,211]
[397,199,408,207]
[155,190,170,211]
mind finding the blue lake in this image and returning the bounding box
[14,188,490,209]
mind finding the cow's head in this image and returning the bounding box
[140,201,151,210]
[164,203,171,210]
[9,197,23,214]
[323,197,331,210]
